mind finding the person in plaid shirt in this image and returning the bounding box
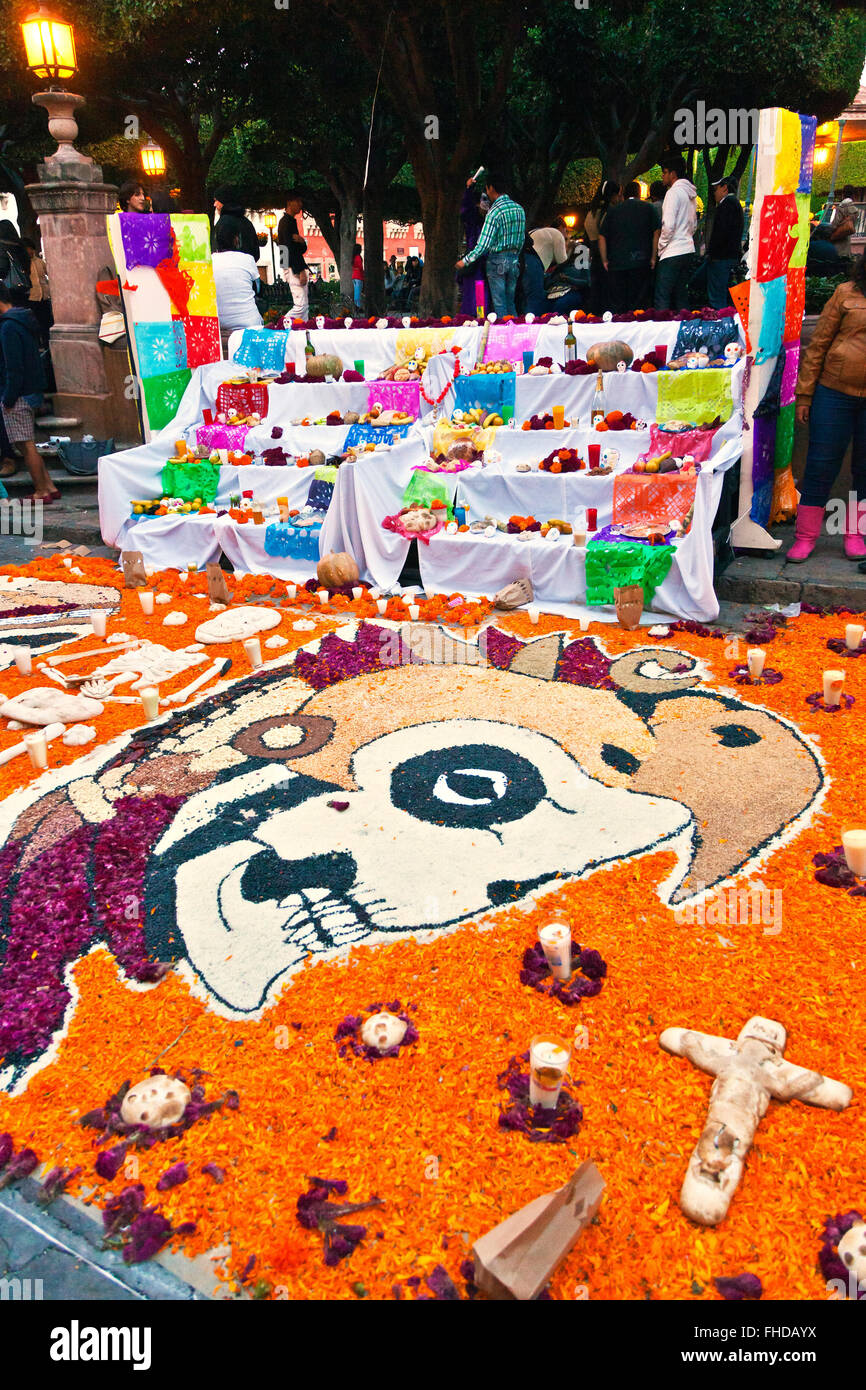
[456,172,526,316]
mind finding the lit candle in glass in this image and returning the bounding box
[842,829,866,878]
[408,603,420,621]
[139,687,159,719]
[23,729,48,771]
[13,647,32,676]
[747,648,765,679]
[529,1034,571,1110]
[138,590,154,616]
[823,669,845,707]
[243,637,263,669]
[90,609,108,638]
[537,922,572,981]
[845,624,864,652]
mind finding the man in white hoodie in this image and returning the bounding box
[654,153,698,310]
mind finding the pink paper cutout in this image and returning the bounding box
[366,381,422,417]
[780,342,800,407]
[483,322,542,363]
[195,423,251,451]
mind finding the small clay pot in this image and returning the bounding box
[614,584,644,631]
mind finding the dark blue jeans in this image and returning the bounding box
[801,382,866,508]
[706,257,738,309]
[654,252,695,310]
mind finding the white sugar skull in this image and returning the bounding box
[361,1011,407,1052]
[724,342,744,362]
[120,1073,191,1128]
[838,1223,866,1293]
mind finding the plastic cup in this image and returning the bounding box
[587,443,601,470]
[552,405,565,430]
[174,439,187,458]
[527,605,540,625]
[89,610,108,638]
[13,647,32,676]
[351,586,363,600]
[747,648,766,678]
[823,669,845,706]
[845,623,864,651]
[523,350,534,373]
[354,360,365,377]
[408,603,420,621]
[529,1035,571,1110]
[243,637,263,669]
[23,729,48,771]
[139,687,159,720]
[537,923,572,981]
[842,828,866,878]
[137,590,154,616]
[655,344,668,364]
[376,598,388,615]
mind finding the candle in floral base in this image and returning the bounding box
[376,598,388,615]
[537,923,572,980]
[529,1035,571,1109]
[747,648,766,679]
[845,624,864,652]
[842,829,866,878]
[317,589,329,606]
[138,590,154,616]
[23,729,48,770]
[408,603,420,621]
[285,584,297,601]
[823,669,845,707]
[527,605,540,625]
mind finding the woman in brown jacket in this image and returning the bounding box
[790,258,866,561]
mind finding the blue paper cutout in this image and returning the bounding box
[672,317,740,360]
[134,321,187,378]
[233,329,288,372]
[754,276,787,365]
[344,422,411,448]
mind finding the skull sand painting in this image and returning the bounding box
[2,599,863,1304]
[0,624,820,1071]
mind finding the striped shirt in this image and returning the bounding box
[463,195,526,266]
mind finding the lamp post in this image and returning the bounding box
[20,6,134,441]
[140,141,166,180]
[263,211,278,284]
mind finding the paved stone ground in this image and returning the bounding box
[718,523,866,611]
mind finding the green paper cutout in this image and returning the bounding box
[656,368,733,425]
[142,368,193,433]
[789,194,811,271]
[585,542,675,606]
[171,214,211,263]
[160,458,221,503]
[774,402,796,470]
[314,466,339,483]
[401,472,453,516]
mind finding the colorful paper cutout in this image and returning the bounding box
[395,328,458,368]
[612,472,698,529]
[171,215,212,263]
[453,371,516,419]
[344,422,412,448]
[655,367,734,424]
[483,321,541,363]
[729,281,752,353]
[160,459,220,504]
[798,115,817,195]
[141,369,193,434]
[366,380,422,418]
[233,329,287,373]
[672,317,740,360]
[755,194,798,282]
[195,422,251,451]
[769,464,798,523]
[178,261,218,319]
[182,315,221,371]
[754,347,785,419]
[749,414,777,526]
[585,541,674,606]
[784,267,806,343]
[119,212,172,270]
[134,321,187,378]
[780,341,800,406]
[754,276,787,365]
[401,472,454,514]
[774,402,796,471]
[155,259,193,317]
[774,109,802,195]
[645,423,719,464]
[788,193,812,271]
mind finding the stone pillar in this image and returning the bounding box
[25,90,139,442]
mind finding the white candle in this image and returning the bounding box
[285,583,297,601]
[23,729,48,770]
[317,589,329,606]
[537,923,572,981]
[369,587,381,600]
[243,636,263,669]
[527,605,540,625]
[845,624,864,652]
[13,648,32,676]
[138,590,155,616]
[747,648,766,678]
[408,603,420,621]
[529,1036,570,1110]
[842,829,866,878]
[823,669,845,706]
[351,586,363,600]
[89,609,108,638]
[376,598,388,615]
[139,687,160,719]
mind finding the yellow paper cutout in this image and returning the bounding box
[395,328,457,368]
[656,368,734,425]
[774,109,801,194]
[179,260,218,318]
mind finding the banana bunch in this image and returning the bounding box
[452,407,504,428]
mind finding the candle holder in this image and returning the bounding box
[497,1052,584,1143]
[806,691,854,714]
[826,635,866,659]
[730,665,783,686]
[814,844,866,897]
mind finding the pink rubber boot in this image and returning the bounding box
[786,505,824,563]
[844,513,866,559]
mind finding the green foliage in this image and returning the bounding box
[805,273,847,315]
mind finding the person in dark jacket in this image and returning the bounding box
[598,181,659,312]
[706,176,745,308]
[212,185,260,263]
[277,192,309,320]
[0,285,57,500]
[0,220,31,307]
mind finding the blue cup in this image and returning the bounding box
[522,350,534,373]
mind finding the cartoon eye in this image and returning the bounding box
[601,743,640,775]
[390,744,546,828]
[712,723,761,748]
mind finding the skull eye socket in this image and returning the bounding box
[712,723,761,748]
[390,743,546,829]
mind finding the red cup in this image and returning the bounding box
[587,508,598,532]
[655,344,668,364]
[587,443,601,470]
[203,408,214,425]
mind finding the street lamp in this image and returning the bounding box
[20,5,76,84]
[263,210,278,283]
[140,141,166,178]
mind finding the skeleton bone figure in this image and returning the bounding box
[661,1016,853,1226]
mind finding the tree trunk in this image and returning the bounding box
[362,186,385,316]
[416,178,462,317]
[338,195,359,304]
